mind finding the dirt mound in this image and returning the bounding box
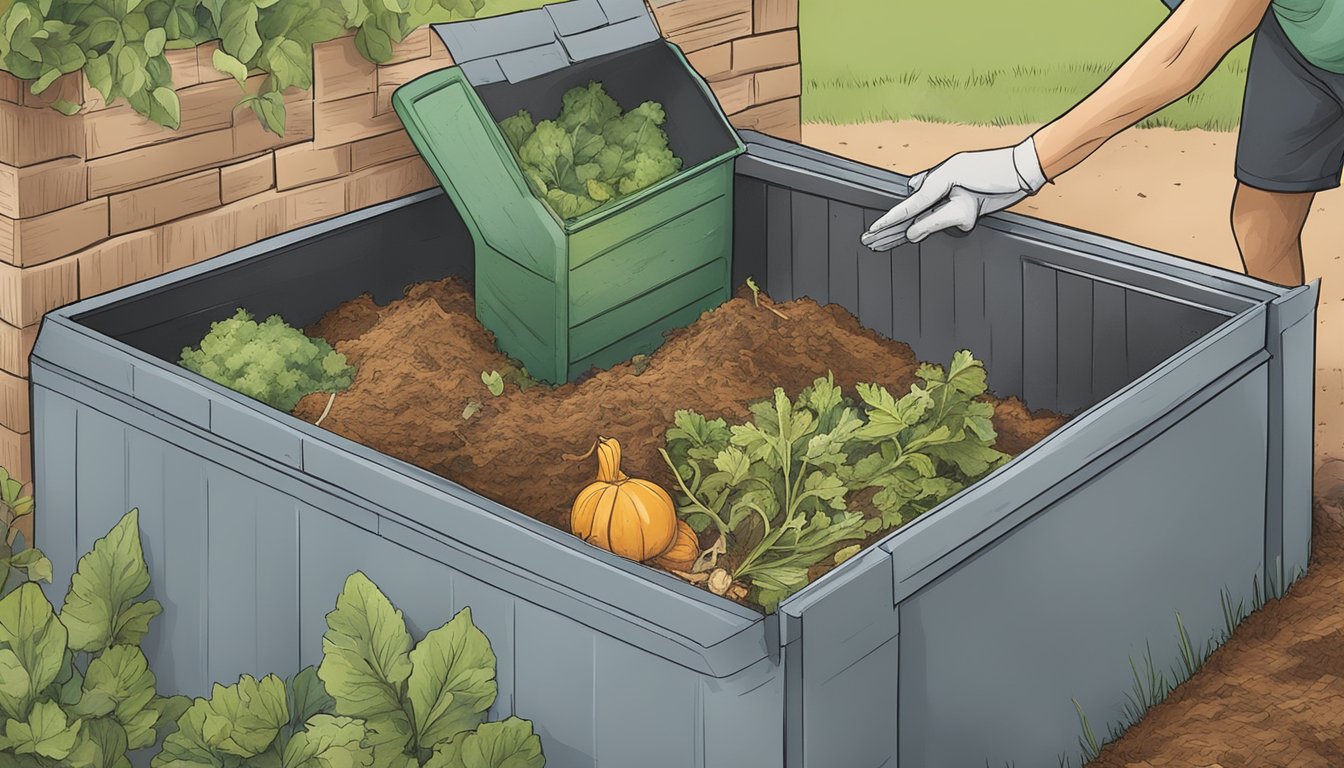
[294,278,1068,600]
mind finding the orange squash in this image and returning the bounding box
[651,520,700,571]
[570,437,678,561]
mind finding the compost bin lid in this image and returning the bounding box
[433,0,661,85]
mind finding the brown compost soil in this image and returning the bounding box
[293,277,1068,605]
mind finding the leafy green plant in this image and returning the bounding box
[498,81,684,220]
[156,572,547,767]
[0,468,48,600]
[315,572,542,768]
[0,494,545,767]
[0,0,489,135]
[0,508,191,767]
[660,351,1010,610]
[179,307,355,412]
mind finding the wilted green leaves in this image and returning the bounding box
[662,351,1012,610]
[499,82,684,221]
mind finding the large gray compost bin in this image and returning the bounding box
[31,129,1316,767]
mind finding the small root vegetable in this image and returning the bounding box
[707,568,731,596]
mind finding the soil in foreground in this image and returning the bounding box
[293,277,1068,600]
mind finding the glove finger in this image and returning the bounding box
[863,227,910,252]
[860,218,911,247]
[907,170,928,193]
[866,168,951,234]
[906,194,978,243]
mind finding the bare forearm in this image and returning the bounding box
[1033,0,1269,179]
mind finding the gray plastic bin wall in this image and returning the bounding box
[31,134,1316,768]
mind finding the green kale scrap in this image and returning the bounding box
[497,81,684,221]
[660,351,1012,611]
[179,308,355,412]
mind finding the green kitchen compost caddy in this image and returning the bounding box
[392,17,745,384]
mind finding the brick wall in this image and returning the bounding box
[0,0,800,497]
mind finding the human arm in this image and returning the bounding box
[862,0,1272,250]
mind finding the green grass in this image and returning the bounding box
[800,0,1250,131]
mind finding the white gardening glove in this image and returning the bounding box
[861,137,1048,252]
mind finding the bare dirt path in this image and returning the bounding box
[805,121,1344,767]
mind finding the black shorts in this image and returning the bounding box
[1236,11,1344,193]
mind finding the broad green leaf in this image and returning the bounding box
[212,48,249,84]
[943,350,989,396]
[285,667,334,732]
[59,509,158,654]
[31,68,62,95]
[219,0,261,61]
[280,715,372,768]
[0,650,29,721]
[352,19,392,63]
[0,582,67,718]
[317,572,413,761]
[147,86,180,129]
[926,439,1009,478]
[0,699,82,760]
[121,12,150,44]
[8,549,51,584]
[712,447,750,487]
[148,694,191,740]
[75,645,158,740]
[51,98,81,115]
[261,37,311,91]
[142,27,165,56]
[157,674,288,762]
[116,45,146,96]
[425,718,544,768]
[66,716,130,768]
[250,89,286,136]
[83,52,113,100]
[407,606,496,751]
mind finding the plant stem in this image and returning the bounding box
[658,449,730,537]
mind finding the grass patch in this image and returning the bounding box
[800,0,1249,131]
[1060,562,1304,766]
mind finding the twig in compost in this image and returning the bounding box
[745,276,789,319]
[314,393,336,427]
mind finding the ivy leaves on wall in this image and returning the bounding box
[0,0,488,136]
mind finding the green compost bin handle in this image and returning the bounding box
[391,67,564,281]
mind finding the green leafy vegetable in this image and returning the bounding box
[0,487,547,768]
[406,606,496,749]
[180,308,355,412]
[499,81,683,221]
[0,508,199,768]
[425,717,544,768]
[59,509,161,654]
[661,352,1011,610]
[318,571,414,764]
